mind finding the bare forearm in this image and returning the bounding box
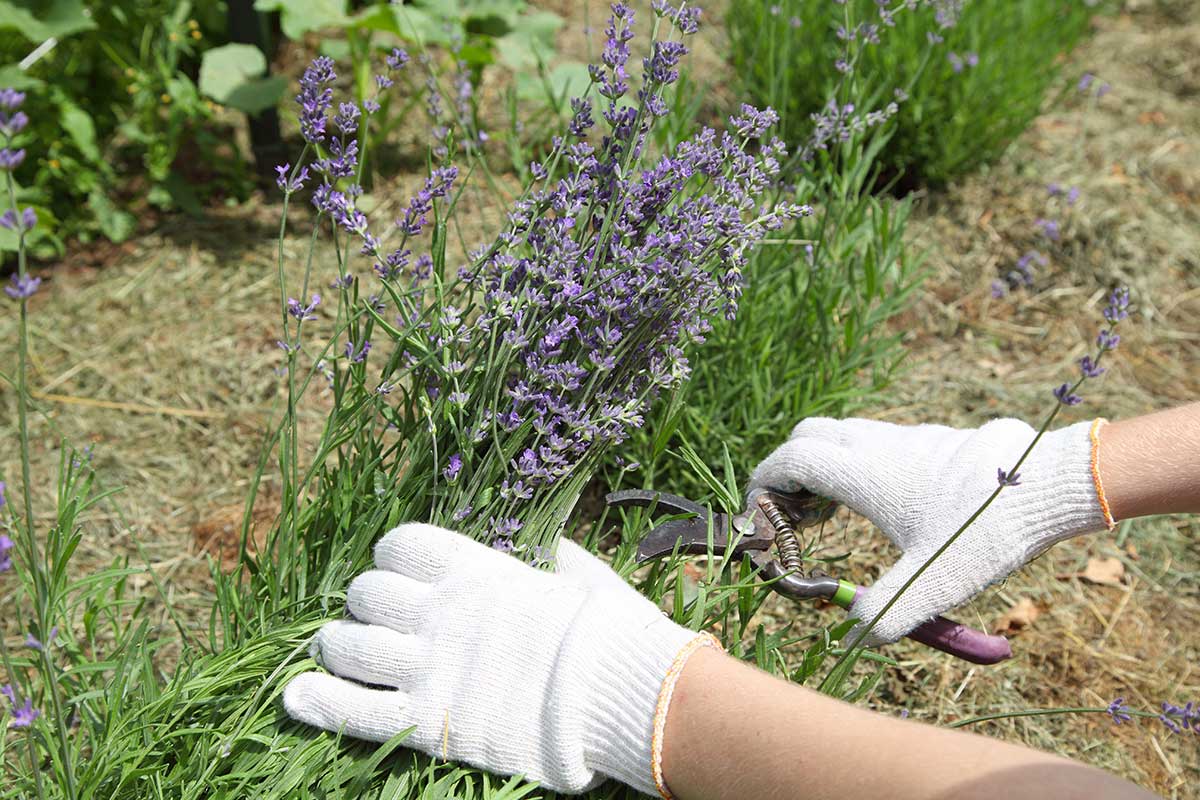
[662,649,1153,800]
[1099,402,1200,520]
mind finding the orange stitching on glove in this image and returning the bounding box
[651,632,722,800]
[1090,418,1116,530]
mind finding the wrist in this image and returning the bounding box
[574,610,716,797]
[1011,419,1111,556]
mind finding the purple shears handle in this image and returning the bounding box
[851,587,1012,665]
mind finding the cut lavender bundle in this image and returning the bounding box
[274,2,800,563]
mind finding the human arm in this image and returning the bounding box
[662,647,1154,800]
[283,524,1154,799]
[748,403,1200,644]
[1099,402,1200,520]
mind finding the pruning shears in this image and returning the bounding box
[606,487,1012,665]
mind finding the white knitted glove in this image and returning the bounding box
[750,417,1110,645]
[283,523,713,795]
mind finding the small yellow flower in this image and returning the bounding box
[191,29,201,39]
[161,93,172,104]
[168,31,179,42]
[127,84,137,94]
[124,67,136,78]
[187,19,199,29]
[48,158,61,169]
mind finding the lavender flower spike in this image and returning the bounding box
[0,532,13,572]
[996,468,1021,487]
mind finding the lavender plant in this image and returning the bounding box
[729,0,1100,188]
[266,1,801,576]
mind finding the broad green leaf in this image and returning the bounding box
[0,0,95,42]
[391,4,456,44]
[254,0,349,39]
[496,10,561,70]
[56,96,99,162]
[198,44,286,114]
[87,191,135,243]
[515,61,592,109]
[0,63,43,90]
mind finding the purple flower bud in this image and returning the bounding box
[1035,218,1060,241]
[344,339,371,364]
[0,531,12,573]
[0,148,26,171]
[287,294,321,321]
[1053,383,1083,406]
[443,453,463,482]
[997,468,1021,487]
[1106,697,1132,725]
[1096,330,1120,351]
[1079,355,1105,379]
[0,88,25,109]
[5,274,41,299]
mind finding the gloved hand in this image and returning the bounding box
[283,523,717,795]
[750,417,1111,645]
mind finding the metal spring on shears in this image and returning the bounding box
[758,495,803,572]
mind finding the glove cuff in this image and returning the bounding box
[577,614,718,797]
[1017,419,1111,557]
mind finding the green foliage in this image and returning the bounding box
[728,0,1097,188]
[0,1,246,254]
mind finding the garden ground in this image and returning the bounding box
[1,1,1197,796]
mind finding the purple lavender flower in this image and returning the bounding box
[344,339,371,364]
[0,88,25,109]
[0,206,35,231]
[990,280,1006,299]
[287,294,321,321]
[25,627,56,651]
[452,505,472,522]
[2,684,39,729]
[398,167,459,236]
[1066,186,1080,205]
[443,453,462,482]
[948,52,964,73]
[1106,697,1132,725]
[490,518,523,539]
[0,480,5,508]
[1096,82,1111,98]
[0,532,12,573]
[330,274,355,290]
[1103,287,1130,323]
[491,537,515,554]
[965,52,979,68]
[5,273,41,299]
[1079,355,1105,379]
[1078,73,1094,92]
[1035,218,1060,241]
[333,101,361,136]
[997,468,1021,487]
[1053,383,1083,406]
[1159,701,1197,734]
[296,56,336,144]
[1096,330,1120,351]
[274,163,309,193]
[0,148,25,171]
